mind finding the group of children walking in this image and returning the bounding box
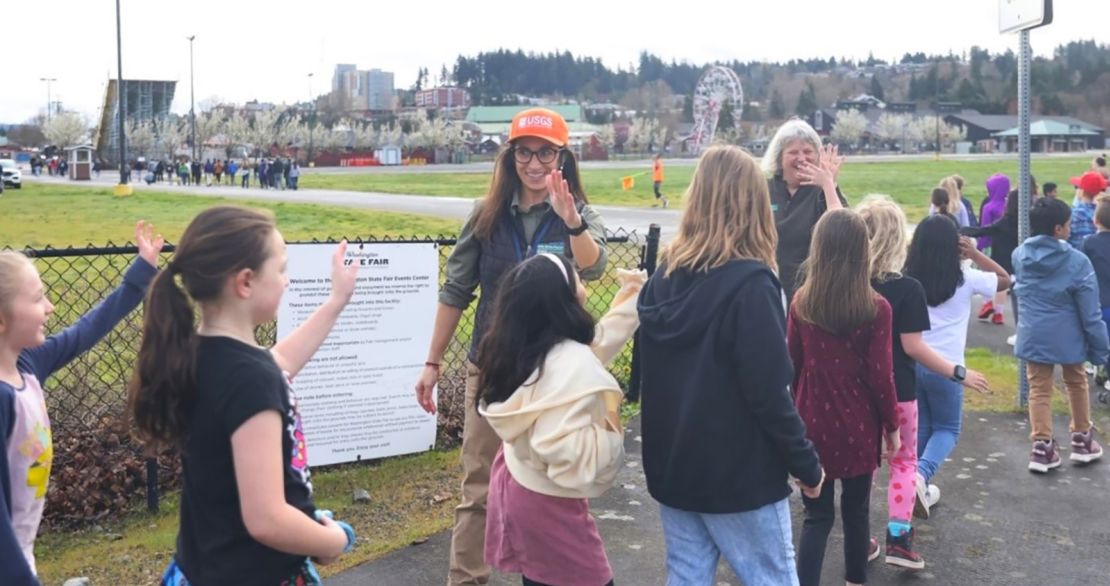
[3,133,1109,586]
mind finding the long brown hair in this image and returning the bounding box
[662,145,777,276]
[471,143,588,240]
[128,206,276,450]
[793,209,878,335]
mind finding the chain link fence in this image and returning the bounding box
[12,228,658,525]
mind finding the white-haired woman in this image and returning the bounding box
[762,118,847,300]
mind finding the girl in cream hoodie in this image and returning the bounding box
[477,253,644,586]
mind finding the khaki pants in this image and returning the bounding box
[1026,362,1091,441]
[447,362,501,585]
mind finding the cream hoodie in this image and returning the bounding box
[479,269,645,499]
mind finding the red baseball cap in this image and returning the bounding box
[509,108,569,147]
[1070,171,1109,196]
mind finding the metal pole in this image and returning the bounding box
[188,35,197,162]
[308,72,314,164]
[1017,29,1032,408]
[934,67,941,159]
[40,78,56,122]
[115,0,127,183]
[627,223,662,403]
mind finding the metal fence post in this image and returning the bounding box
[627,224,662,403]
[146,457,159,512]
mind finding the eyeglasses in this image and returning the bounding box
[513,146,561,165]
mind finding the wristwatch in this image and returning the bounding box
[951,364,967,383]
[566,216,589,236]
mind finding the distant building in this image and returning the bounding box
[332,65,394,111]
[415,87,470,110]
[95,79,177,165]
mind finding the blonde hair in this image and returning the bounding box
[0,251,35,313]
[856,195,908,282]
[939,175,962,212]
[662,145,777,276]
[761,118,823,177]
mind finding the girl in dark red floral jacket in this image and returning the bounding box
[787,208,901,586]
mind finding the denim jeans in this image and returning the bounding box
[915,363,964,483]
[658,498,798,586]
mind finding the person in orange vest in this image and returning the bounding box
[652,153,669,208]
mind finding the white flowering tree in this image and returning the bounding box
[830,109,868,149]
[125,119,157,159]
[43,112,89,148]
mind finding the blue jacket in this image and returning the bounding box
[1013,235,1110,365]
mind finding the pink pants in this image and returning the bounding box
[887,400,920,522]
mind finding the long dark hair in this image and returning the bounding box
[475,255,595,409]
[471,143,588,241]
[794,209,877,335]
[129,206,277,451]
[905,214,964,307]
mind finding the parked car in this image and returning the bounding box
[1,159,22,189]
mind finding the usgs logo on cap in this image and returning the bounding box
[519,116,554,129]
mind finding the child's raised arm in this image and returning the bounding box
[22,221,162,381]
[271,241,358,378]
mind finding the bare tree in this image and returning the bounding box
[43,112,89,148]
[830,109,868,149]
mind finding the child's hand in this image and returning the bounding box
[883,429,901,463]
[135,220,165,269]
[958,236,977,260]
[963,368,991,394]
[796,469,824,499]
[329,240,359,304]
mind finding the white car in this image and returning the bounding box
[0,159,21,189]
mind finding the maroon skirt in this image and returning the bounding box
[485,448,613,586]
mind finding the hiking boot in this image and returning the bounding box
[885,527,925,570]
[868,537,880,562]
[990,312,1004,325]
[1029,439,1062,473]
[913,472,930,519]
[978,300,994,320]
[1070,428,1104,464]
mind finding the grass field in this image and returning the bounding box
[0,183,463,249]
[299,155,1094,221]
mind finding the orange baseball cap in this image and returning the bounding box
[1071,171,1109,196]
[509,108,569,147]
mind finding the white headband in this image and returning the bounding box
[537,253,569,284]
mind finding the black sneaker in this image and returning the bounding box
[885,527,925,570]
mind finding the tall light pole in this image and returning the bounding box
[39,78,56,122]
[307,72,315,165]
[115,0,128,187]
[187,35,197,161]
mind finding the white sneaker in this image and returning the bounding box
[1007,334,1016,346]
[925,484,941,508]
[913,472,930,519]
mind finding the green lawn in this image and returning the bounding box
[0,183,463,249]
[299,155,1093,222]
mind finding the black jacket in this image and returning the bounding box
[962,214,1018,274]
[637,260,821,514]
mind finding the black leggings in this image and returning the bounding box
[523,576,613,586]
[798,472,873,586]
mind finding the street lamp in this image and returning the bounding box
[187,35,197,161]
[115,0,128,189]
[39,78,56,122]
[307,72,315,165]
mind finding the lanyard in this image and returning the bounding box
[510,210,560,262]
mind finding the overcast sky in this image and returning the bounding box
[3,0,1102,123]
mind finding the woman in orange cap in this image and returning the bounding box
[414,107,609,585]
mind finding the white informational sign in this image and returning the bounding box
[277,242,438,466]
[999,0,1052,34]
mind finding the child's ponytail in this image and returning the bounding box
[128,205,277,450]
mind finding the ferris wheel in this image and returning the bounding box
[690,66,744,154]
